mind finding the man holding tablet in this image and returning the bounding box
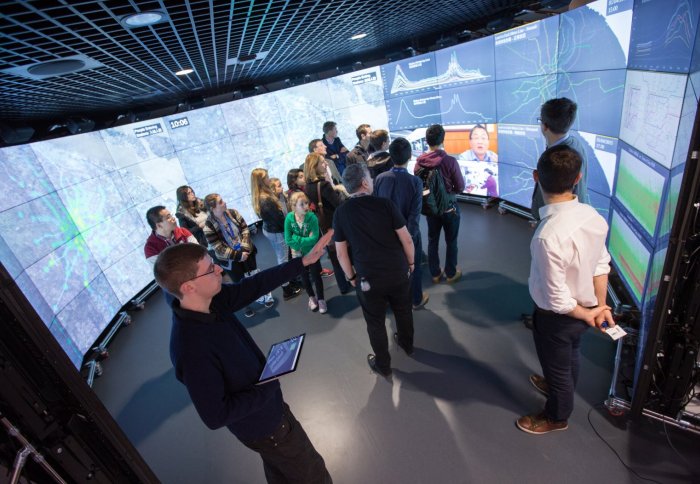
[154,238,333,483]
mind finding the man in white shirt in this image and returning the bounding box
[517,144,615,435]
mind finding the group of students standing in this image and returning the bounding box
[148,98,622,482]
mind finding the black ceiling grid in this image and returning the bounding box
[0,0,539,138]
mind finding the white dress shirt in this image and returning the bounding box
[529,196,611,314]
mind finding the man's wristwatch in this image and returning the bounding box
[346,273,356,282]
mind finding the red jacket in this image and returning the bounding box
[144,227,194,260]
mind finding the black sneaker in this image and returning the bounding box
[393,332,414,356]
[244,307,255,318]
[282,284,302,300]
[367,354,392,377]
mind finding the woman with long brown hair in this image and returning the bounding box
[175,185,208,246]
[250,168,301,301]
[304,153,351,294]
[203,193,274,317]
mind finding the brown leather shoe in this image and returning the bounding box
[413,292,429,310]
[446,270,462,283]
[529,374,549,396]
[516,412,568,434]
[431,270,444,284]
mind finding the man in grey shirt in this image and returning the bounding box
[531,97,589,220]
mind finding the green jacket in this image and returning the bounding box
[284,211,319,256]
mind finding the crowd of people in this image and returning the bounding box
[147,98,618,482]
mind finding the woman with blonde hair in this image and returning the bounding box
[304,153,351,294]
[203,193,274,317]
[285,191,327,313]
[251,168,301,300]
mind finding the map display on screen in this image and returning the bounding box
[495,16,559,80]
[619,70,686,168]
[556,69,626,138]
[557,0,632,73]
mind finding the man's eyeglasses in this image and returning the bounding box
[184,260,217,282]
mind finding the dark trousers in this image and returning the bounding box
[426,205,460,278]
[410,232,424,306]
[355,275,414,372]
[242,403,332,484]
[532,308,589,422]
[300,259,324,300]
[327,246,351,293]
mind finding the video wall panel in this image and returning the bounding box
[1,0,697,370]
[628,0,700,73]
[557,0,632,72]
[494,16,559,80]
[619,70,687,168]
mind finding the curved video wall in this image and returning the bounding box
[0,0,698,368]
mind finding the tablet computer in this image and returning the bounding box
[256,333,306,385]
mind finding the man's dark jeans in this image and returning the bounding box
[426,204,460,278]
[355,274,414,372]
[242,403,332,483]
[532,308,589,422]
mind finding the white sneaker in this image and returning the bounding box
[318,299,327,314]
[308,296,319,311]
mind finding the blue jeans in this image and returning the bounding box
[426,205,460,278]
[263,229,289,266]
[411,232,424,305]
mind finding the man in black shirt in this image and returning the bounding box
[155,241,333,483]
[334,163,415,377]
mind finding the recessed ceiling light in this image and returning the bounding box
[175,68,193,76]
[121,10,167,28]
[350,33,368,40]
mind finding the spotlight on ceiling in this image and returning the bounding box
[120,10,168,28]
[350,33,368,40]
[175,68,194,76]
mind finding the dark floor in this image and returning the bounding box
[92,203,700,484]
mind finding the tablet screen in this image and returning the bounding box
[257,334,305,384]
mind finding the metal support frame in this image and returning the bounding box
[1,414,67,484]
[605,397,700,436]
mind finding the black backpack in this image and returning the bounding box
[416,166,451,216]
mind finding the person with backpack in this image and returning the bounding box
[414,124,466,284]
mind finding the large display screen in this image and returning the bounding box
[495,75,558,125]
[435,37,495,89]
[557,0,632,72]
[498,162,536,209]
[628,0,700,73]
[381,53,438,99]
[619,70,687,168]
[573,131,619,197]
[608,208,652,305]
[1,0,696,370]
[494,16,559,80]
[613,143,668,241]
[556,69,627,138]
